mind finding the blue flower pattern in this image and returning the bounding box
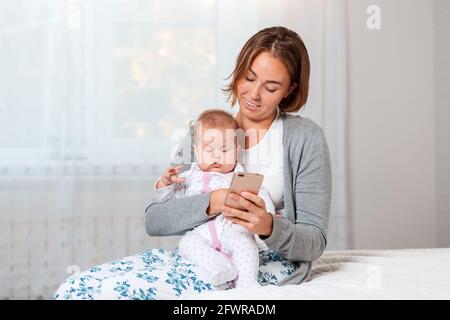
[54,247,299,300]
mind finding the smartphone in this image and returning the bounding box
[224,172,264,211]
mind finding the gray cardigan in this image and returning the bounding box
[145,113,332,285]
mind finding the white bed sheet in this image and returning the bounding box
[183,248,450,300]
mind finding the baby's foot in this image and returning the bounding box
[210,265,238,286]
[232,275,261,289]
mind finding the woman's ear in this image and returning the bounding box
[284,83,297,98]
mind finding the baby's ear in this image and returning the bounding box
[188,120,195,135]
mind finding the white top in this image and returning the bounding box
[238,111,284,212]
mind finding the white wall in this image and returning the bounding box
[434,0,450,247]
[347,0,437,249]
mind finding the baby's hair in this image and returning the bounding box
[192,109,239,143]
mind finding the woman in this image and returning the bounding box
[54,26,331,300]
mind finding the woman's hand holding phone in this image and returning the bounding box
[221,192,273,237]
[208,172,274,237]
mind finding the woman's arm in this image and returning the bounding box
[263,128,332,262]
[145,188,229,236]
[263,217,327,262]
[145,193,211,236]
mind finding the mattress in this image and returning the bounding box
[183,248,450,300]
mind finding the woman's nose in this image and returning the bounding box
[249,83,261,101]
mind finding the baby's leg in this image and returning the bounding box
[222,232,260,289]
[178,231,237,286]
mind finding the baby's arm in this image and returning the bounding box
[152,166,189,203]
[152,182,176,203]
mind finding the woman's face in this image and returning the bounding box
[236,51,294,122]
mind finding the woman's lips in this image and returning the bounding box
[244,99,261,111]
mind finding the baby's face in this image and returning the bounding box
[194,127,238,174]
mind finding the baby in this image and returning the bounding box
[152,109,275,289]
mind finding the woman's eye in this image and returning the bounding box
[266,87,277,93]
[245,76,255,82]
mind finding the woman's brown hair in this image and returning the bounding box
[223,26,310,113]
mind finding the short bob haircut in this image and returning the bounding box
[223,26,311,113]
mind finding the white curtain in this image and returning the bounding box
[0,0,348,299]
[0,0,217,299]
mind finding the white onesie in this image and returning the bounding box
[152,162,275,288]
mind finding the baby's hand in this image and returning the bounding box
[156,165,186,189]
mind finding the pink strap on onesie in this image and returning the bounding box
[202,172,233,262]
[208,220,233,263]
[208,220,222,251]
[202,172,210,193]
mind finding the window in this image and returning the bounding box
[0,0,217,169]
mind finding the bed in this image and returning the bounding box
[183,248,450,299]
